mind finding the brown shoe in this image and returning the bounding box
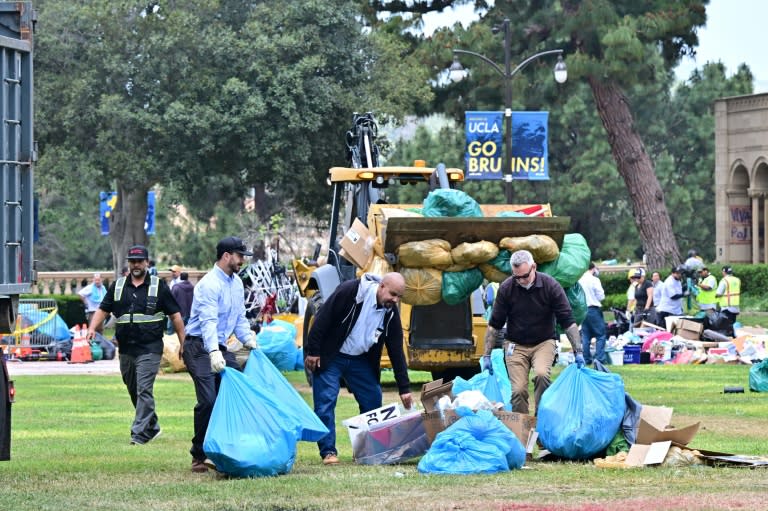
[322,454,340,465]
[191,458,208,473]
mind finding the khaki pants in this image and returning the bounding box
[503,339,557,415]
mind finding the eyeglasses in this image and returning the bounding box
[512,269,532,280]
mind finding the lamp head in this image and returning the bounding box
[449,55,466,83]
[553,55,567,84]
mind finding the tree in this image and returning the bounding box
[34,0,435,270]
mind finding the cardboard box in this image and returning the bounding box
[674,319,704,340]
[421,409,536,448]
[420,379,454,413]
[625,406,701,467]
[339,218,375,269]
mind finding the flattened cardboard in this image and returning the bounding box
[626,441,672,467]
[339,218,375,269]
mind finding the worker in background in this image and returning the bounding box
[696,267,718,312]
[716,265,741,337]
[578,263,607,366]
[79,272,107,333]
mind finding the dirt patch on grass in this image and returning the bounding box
[500,493,766,511]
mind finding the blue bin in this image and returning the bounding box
[623,344,642,364]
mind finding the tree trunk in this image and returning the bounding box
[588,78,680,270]
[109,183,150,277]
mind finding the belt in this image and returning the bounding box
[337,352,366,359]
[588,305,602,309]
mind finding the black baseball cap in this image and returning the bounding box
[216,236,253,257]
[126,245,149,260]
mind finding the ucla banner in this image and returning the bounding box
[511,111,549,181]
[100,191,156,236]
[465,111,503,180]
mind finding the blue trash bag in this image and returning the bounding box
[294,346,304,371]
[242,349,328,442]
[256,318,298,371]
[537,364,625,460]
[452,369,504,406]
[203,368,299,477]
[417,408,525,474]
[593,360,642,445]
[490,349,512,411]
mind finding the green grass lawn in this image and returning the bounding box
[1,365,766,511]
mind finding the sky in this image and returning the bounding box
[421,0,767,93]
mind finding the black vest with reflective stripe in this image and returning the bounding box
[114,275,165,341]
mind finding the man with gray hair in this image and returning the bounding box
[482,250,584,415]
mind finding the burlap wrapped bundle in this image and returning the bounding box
[400,267,443,306]
[367,255,393,276]
[442,262,476,272]
[451,241,499,265]
[499,234,559,263]
[479,263,509,283]
[397,239,453,268]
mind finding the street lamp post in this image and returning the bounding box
[450,18,567,204]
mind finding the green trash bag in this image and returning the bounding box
[749,359,768,392]
[89,340,104,361]
[605,429,630,457]
[442,268,484,306]
[565,283,587,325]
[422,189,483,218]
[538,233,591,289]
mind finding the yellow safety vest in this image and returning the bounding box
[696,275,717,305]
[717,275,740,308]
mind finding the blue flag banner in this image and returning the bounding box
[99,191,156,236]
[465,111,503,180]
[511,111,549,181]
[99,192,118,236]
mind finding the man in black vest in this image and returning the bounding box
[87,245,185,445]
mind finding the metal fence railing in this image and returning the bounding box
[1,298,65,359]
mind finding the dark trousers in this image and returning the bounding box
[119,351,162,443]
[182,338,240,462]
[313,353,382,458]
[581,306,607,365]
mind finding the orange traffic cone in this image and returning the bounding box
[69,324,93,364]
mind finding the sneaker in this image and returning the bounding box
[147,428,162,443]
[191,459,208,473]
[202,458,217,471]
[322,454,340,465]
[130,428,162,446]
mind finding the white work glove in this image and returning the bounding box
[209,350,226,373]
[243,334,259,350]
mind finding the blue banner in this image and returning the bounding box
[99,192,118,236]
[465,111,550,181]
[511,111,549,181]
[99,191,156,236]
[465,111,502,180]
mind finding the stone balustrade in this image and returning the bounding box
[30,270,208,296]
